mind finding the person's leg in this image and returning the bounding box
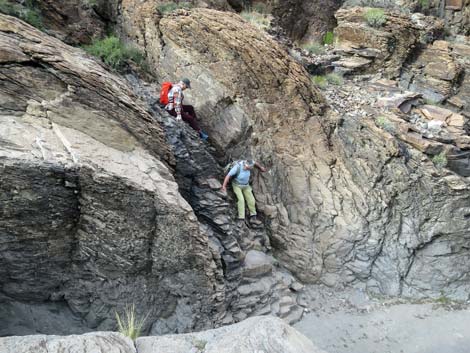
[182,104,197,119]
[181,110,201,131]
[232,184,246,219]
[167,109,177,117]
[242,185,257,216]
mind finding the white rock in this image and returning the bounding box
[0,332,136,353]
[136,316,325,353]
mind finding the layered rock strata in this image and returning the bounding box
[333,7,443,76]
[0,14,220,335]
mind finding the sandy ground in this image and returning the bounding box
[294,286,470,353]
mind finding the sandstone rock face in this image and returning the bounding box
[0,14,221,335]
[136,316,324,353]
[0,332,135,353]
[118,7,470,301]
[334,7,443,77]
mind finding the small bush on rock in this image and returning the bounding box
[0,0,17,15]
[326,73,343,85]
[432,152,447,168]
[252,2,267,13]
[115,304,148,340]
[364,8,386,28]
[312,75,328,89]
[375,115,395,133]
[302,42,325,55]
[419,0,430,9]
[157,1,192,14]
[85,36,143,71]
[241,11,271,31]
[0,0,43,29]
[323,31,334,45]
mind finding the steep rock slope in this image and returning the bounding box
[0,14,221,335]
[119,7,470,299]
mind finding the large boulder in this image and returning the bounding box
[0,14,222,335]
[136,316,324,353]
[118,7,470,301]
[0,317,324,353]
[0,332,135,353]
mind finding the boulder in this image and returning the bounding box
[136,316,325,353]
[0,332,135,353]
[243,250,274,277]
[377,92,422,113]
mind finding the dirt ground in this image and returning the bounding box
[294,286,470,353]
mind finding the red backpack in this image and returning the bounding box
[159,81,172,105]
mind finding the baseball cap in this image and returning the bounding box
[181,78,191,88]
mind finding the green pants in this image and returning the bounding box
[232,183,256,219]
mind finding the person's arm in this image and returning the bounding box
[254,161,266,172]
[174,89,182,120]
[221,174,231,192]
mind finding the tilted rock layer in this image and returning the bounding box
[0,13,221,335]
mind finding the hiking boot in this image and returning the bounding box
[199,130,209,140]
[249,215,262,226]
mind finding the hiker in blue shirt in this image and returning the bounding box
[221,159,266,225]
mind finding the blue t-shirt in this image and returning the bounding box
[228,162,251,185]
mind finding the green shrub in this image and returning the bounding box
[419,0,430,9]
[364,8,386,28]
[157,1,192,13]
[312,75,327,89]
[423,98,439,105]
[0,0,43,29]
[322,31,334,45]
[252,2,267,13]
[432,152,447,168]
[83,0,97,7]
[241,11,271,31]
[115,304,148,340]
[193,339,207,352]
[302,42,325,55]
[84,36,144,71]
[326,73,343,85]
[0,0,18,15]
[375,115,395,132]
[21,7,43,29]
